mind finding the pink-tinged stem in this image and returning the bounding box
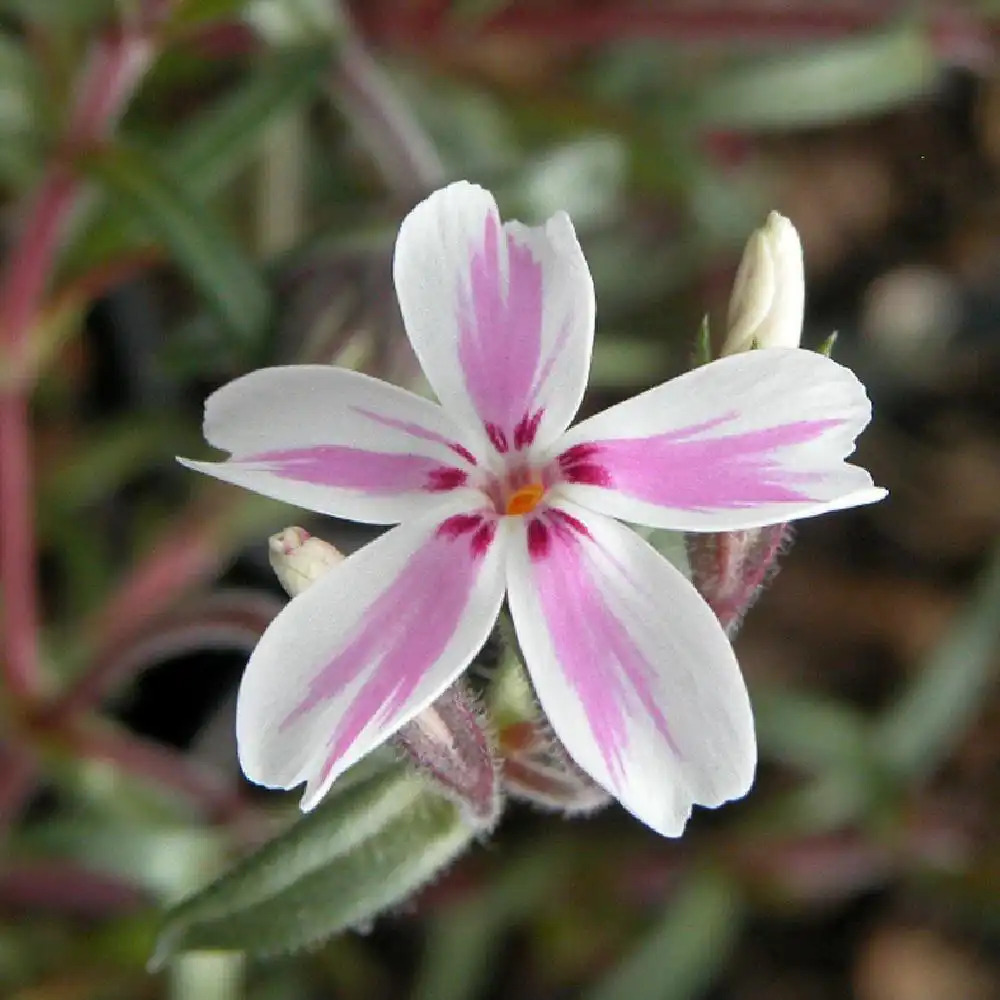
[331,12,445,199]
[0,860,147,916]
[0,4,171,706]
[354,1,993,62]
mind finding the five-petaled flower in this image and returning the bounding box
[181,182,885,837]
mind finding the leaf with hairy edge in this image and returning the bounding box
[81,143,272,353]
[150,763,476,964]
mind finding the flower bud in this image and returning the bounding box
[722,211,804,355]
[268,527,344,598]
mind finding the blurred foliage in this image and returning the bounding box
[1,1,1000,999]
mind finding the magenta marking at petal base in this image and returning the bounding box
[450,443,478,466]
[425,467,468,492]
[437,513,484,540]
[471,521,497,558]
[526,517,550,560]
[514,408,543,450]
[485,423,509,454]
[548,507,591,539]
[557,443,612,488]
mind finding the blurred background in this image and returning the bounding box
[2,1,1000,998]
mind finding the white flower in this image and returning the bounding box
[181,182,884,837]
[723,210,805,355]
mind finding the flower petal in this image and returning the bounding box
[394,181,594,457]
[506,503,755,837]
[179,365,485,524]
[236,500,508,810]
[556,348,886,532]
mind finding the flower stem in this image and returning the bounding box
[0,3,171,706]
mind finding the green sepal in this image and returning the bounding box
[151,760,475,966]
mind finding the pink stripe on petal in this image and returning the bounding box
[457,214,546,447]
[525,511,681,784]
[284,516,499,780]
[244,446,467,496]
[574,416,841,511]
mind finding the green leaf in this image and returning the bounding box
[698,23,938,129]
[877,546,1000,780]
[80,143,272,353]
[412,845,567,1000]
[168,46,330,199]
[151,763,475,964]
[243,0,344,45]
[69,49,328,271]
[753,685,874,775]
[583,869,743,1000]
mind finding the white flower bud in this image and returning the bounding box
[722,211,805,355]
[268,526,344,598]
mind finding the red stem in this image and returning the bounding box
[0,860,147,915]
[353,0,995,57]
[0,7,168,705]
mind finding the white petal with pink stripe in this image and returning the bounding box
[235,500,508,810]
[556,348,886,532]
[179,366,484,524]
[506,502,756,837]
[394,182,595,458]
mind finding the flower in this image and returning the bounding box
[722,210,804,355]
[181,182,885,837]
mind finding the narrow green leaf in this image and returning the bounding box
[692,313,712,366]
[699,23,938,129]
[412,845,566,1000]
[81,143,272,351]
[243,0,344,45]
[877,546,1000,780]
[68,49,329,270]
[152,764,475,964]
[170,47,329,199]
[817,331,839,357]
[753,685,873,775]
[583,869,743,1000]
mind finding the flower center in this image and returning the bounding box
[505,482,545,516]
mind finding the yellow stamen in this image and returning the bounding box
[505,483,545,516]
